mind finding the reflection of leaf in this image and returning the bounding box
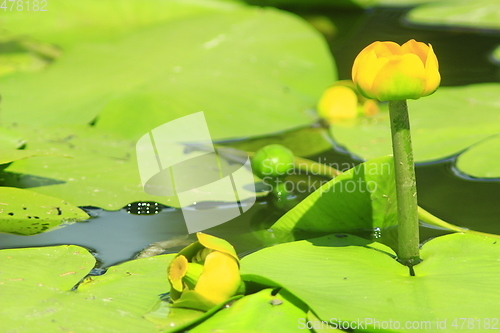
[330,84,500,164]
[0,245,175,332]
[0,1,336,141]
[406,0,500,30]
[241,233,500,331]
[2,125,259,209]
[0,187,88,235]
[455,135,500,178]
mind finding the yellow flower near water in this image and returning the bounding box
[352,39,440,101]
[317,80,380,123]
[167,232,242,311]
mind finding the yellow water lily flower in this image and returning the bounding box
[167,232,242,311]
[317,80,380,123]
[352,39,440,101]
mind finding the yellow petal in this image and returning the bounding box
[422,44,441,96]
[362,99,380,116]
[401,39,429,64]
[318,85,358,122]
[194,251,241,305]
[371,53,427,101]
[372,41,402,57]
[168,255,189,292]
[196,232,239,262]
[352,49,389,99]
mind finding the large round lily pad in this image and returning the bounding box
[406,0,500,31]
[0,187,89,235]
[455,135,500,179]
[0,0,336,141]
[0,245,175,332]
[2,125,259,210]
[241,233,500,331]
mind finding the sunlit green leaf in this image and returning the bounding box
[491,45,500,65]
[0,1,335,141]
[0,245,175,332]
[241,233,500,331]
[406,0,500,30]
[189,289,309,333]
[243,0,373,9]
[0,0,242,47]
[222,126,333,158]
[330,84,500,164]
[2,125,259,209]
[270,156,397,238]
[0,187,89,235]
[455,135,500,178]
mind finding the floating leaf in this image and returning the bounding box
[491,45,500,65]
[0,0,242,47]
[0,127,24,150]
[222,126,333,158]
[406,0,500,31]
[373,0,439,7]
[189,289,309,333]
[0,150,67,165]
[0,245,175,332]
[0,1,335,141]
[330,84,500,164]
[241,233,500,331]
[455,135,500,179]
[2,125,259,209]
[243,0,374,9]
[0,187,89,235]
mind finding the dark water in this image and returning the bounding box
[1,6,499,266]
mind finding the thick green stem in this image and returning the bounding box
[389,100,421,267]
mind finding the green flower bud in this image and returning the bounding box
[251,144,294,179]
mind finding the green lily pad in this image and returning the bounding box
[455,135,500,179]
[222,126,333,158]
[0,187,89,235]
[2,125,260,210]
[241,233,500,331]
[0,150,67,165]
[270,156,397,238]
[0,245,175,332]
[330,84,500,164]
[189,289,309,333]
[373,0,453,7]
[0,0,242,47]
[0,126,24,150]
[0,1,335,141]
[406,0,500,31]
[243,0,374,9]
[490,45,500,65]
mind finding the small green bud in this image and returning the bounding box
[251,144,294,179]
